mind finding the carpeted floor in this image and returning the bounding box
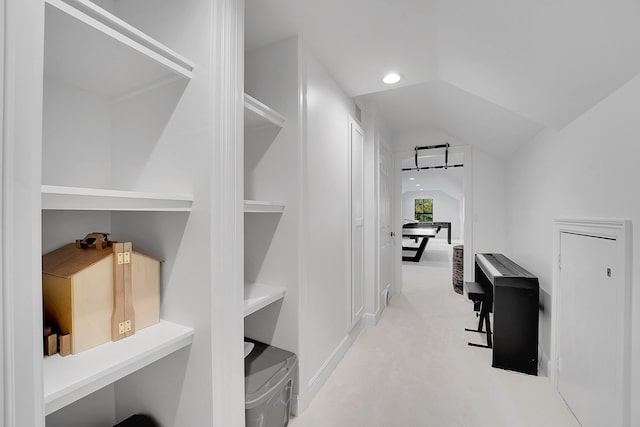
[290,239,579,427]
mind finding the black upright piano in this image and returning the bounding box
[475,253,539,375]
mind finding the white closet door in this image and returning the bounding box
[350,119,364,327]
[558,232,625,427]
[378,141,393,308]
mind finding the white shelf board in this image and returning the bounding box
[45,0,194,98]
[244,283,286,317]
[44,320,194,415]
[244,200,285,213]
[244,93,286,129]
[42,185,193,211]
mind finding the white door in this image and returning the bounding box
[378,141,393,308]
[558,232,626,427]
[350,120,364,327]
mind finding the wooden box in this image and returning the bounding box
[42,243,160,354]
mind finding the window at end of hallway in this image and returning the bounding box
[415,198,433,221]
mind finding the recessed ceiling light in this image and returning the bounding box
[383,72,402,85]
[416,184,421,187]
[409,177,415,181]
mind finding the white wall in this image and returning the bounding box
[394,128,467,153]
[402,190,461,241]
[299,41,356,406]
[506,71,640,425]
[42,78,112,189]
[239,36,361,412]
[243,37,300,356]
[471,147,506,255]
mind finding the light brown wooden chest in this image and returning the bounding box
[42,243,160,354]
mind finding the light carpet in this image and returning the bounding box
[290,240,579,427]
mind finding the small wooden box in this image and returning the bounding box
[42,243,160,354]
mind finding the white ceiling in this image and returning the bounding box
[245,0,439,96]
[360,81,544,158]
[245,0,640,153]
[401,167,463,197]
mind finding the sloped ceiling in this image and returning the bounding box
[245,0,640,153]
[359,81,544,158]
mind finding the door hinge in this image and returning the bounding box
[118,320,132,335]
[117,251,131,265]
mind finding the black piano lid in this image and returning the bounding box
[477,253,537,281]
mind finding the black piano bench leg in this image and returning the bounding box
[466,301,493,349]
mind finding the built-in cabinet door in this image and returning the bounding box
[378,140,393,309]
[350,119,364,327]
[558,232,626,427]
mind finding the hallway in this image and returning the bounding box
[290,241,579,427]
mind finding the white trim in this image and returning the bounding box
[243,199,285,213]
[349,117,365,328]
[0,0,5,420]
[209,0,245,425]
[3,1,46,425]
[362,308,381,326]
[243,283,286,316]
[41,185,193,211]
[0,0,5,426]
[296,39,310,417]
[392,151,405,295]
[372,133,381,318]
[376,134,391,319]
[306,335,349,390]
[462,146,473,282]
[539,349,550,378]
[551,218,632,427]
[301,318,366,411]
[46,0,194,77]
[244,93,286,128]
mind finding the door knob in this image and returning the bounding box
[390,232,395,237]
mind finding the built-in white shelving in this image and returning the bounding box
[44,320,194,416]
[243,200,285,213]
[44,0,194,98]
[244,93,286,129]
[244,283,286,317]
[42,185,193,211]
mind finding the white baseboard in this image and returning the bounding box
[362,308,381,326]
[291,393,299,417]
[539,349,551,378]
[297,319,366,412]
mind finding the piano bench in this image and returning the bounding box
[464,281,493,349]
[464,281,485,311]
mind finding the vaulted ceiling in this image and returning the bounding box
[245,0,640,156]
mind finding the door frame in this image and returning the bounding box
[551,218,632,426]
[348,117,365,328]
[392,145,472,295]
